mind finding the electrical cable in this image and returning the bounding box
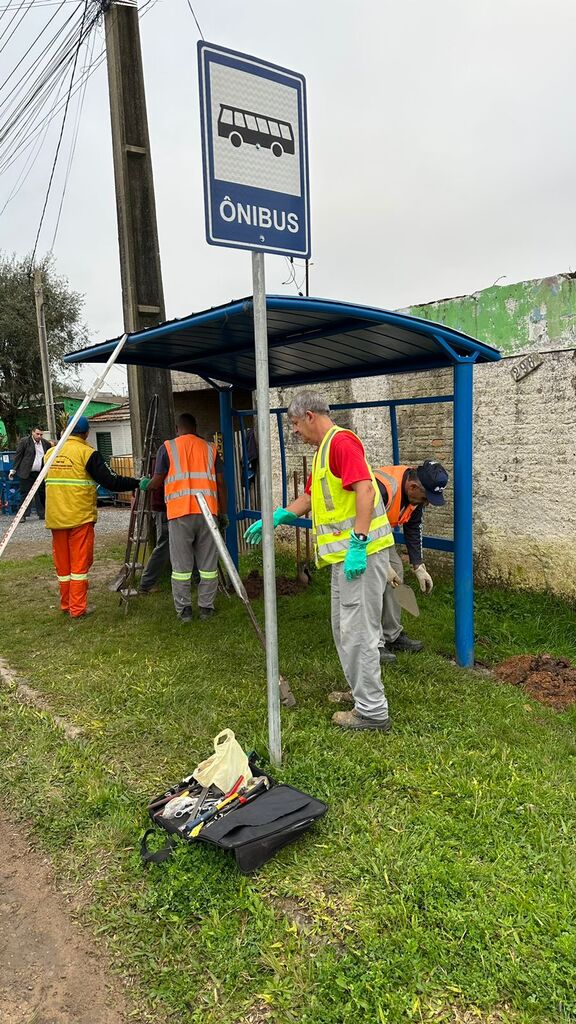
[184,0,203,39]
[0,2,29,50]
[0,0,15,27]
[48,18,95,248]
[28,0,89,268]
[0,4,99,171]
[0,57,68,214]
[0,1,68,105]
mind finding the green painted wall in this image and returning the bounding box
[1,397,120,443]
[404,272,576,354]
[59,397,118,419]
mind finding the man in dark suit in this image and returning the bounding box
[10,426,52,519]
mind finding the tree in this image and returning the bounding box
[0,253,87,445]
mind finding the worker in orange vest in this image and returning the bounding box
[373,460,449,660]
[141,413,227,623]
[44,416,140,618]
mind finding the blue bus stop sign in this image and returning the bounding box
[198,41,310,258]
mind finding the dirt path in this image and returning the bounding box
[0,809,134,1024]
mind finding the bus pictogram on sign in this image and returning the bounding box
[217,104,295,158]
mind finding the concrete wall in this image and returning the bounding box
[349,348,576,598]
[264,273,576,599]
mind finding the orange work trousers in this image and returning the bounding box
[51,522,95,618]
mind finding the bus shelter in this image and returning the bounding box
[65,294,501,668]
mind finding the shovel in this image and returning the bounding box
[392,583,420,617]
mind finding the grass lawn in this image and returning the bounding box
[0,542,575,1024]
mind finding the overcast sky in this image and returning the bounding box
[2,0,576,394]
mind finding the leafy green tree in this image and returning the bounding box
[0,253,87,445]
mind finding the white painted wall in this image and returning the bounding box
[88,419,133,457]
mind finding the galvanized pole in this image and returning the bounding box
[33,270,58,441]
[453,358,475,668]
[251,251,282,766]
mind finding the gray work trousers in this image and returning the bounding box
[380,544,404,645]
[331,547,390,722]
[140,511,170,591]
[168,514,218,617]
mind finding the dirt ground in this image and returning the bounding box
[0,507,131,560]
[494,653,576,710]
[242,569,309,598]
[0,809,133,1024]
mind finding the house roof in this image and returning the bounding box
[65,294,501,388]
[89,403,130,423]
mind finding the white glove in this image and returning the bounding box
[413,563,433,594]
[8,470,15,480]
[386,563,401,587]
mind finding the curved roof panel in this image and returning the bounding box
[65,295,501,387]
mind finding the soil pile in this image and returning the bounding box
[243,570,308,599]
[494,653,576,710]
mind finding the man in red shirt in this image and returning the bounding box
[245,391,396,732]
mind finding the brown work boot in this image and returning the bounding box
[331,709,391,732]
[328,690,354,704]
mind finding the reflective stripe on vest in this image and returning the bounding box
[311,426,393,568]
[374,465,418,527]
[164,435,218,519]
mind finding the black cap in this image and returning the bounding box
[416,460,449,506]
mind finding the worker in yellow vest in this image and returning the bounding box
[373,461,449,659]
[245,391,396,733]
[141,413,227,622]
[44,416,140,618]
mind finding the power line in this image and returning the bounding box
[29,0,89,267]
[49,19,95,249]
[184,0,203,39]
[0,1,83,9]
[0,3,100,171]
[0,58,68,214]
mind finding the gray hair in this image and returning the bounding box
[287,390,330,420]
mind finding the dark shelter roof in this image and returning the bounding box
[64,295,501,388]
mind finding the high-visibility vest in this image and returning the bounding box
[164,434,218,520]
[44,436,98,530]
[311,426,393,568]
[373,465,417,527]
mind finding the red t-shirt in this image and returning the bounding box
[305,431,372,494]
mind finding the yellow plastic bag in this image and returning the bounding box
[193,729,252,794]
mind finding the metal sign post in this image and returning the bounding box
[252,250,281,763]
[198,41,310,766]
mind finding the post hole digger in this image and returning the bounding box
[197,493,296,708]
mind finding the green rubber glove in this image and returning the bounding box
[139,477,151,492]
[243,507,298,546]
[343,532,369,580]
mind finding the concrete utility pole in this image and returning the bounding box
[103,0,175,462]
[33,269,58,441]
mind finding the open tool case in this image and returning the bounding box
[140,756,328,874]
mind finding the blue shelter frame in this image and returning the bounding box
[65,294,501,668]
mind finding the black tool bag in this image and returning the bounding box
[140,759,328,874]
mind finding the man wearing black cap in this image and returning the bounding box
[373,460,449,657]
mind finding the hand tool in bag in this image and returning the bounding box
[197,493,296,708]
[392,582,420,617]
[181,776,269,838]
[174,777,242,820]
